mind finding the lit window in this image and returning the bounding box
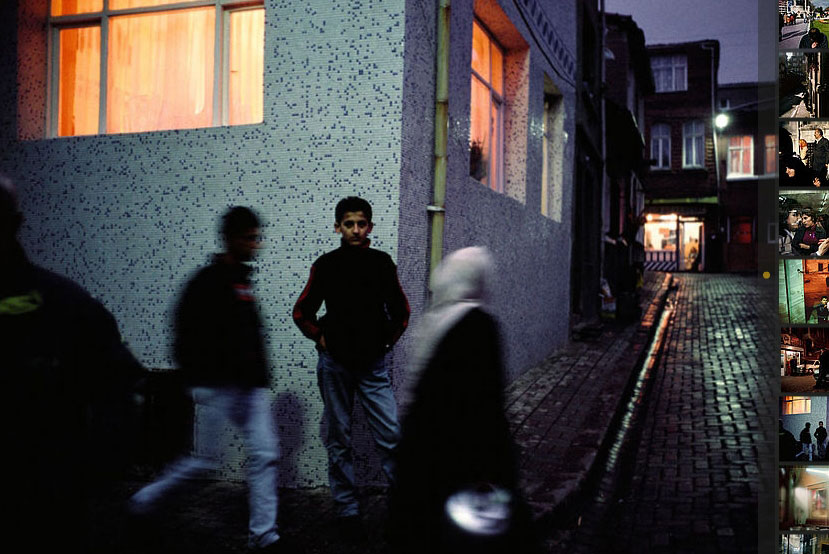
[650,123,671,170]
[469,20,504,192]
[726,136,754,177]
[782,396,811,415]
[682,120,705,168]
[765,134,777,175]
[49,0,264,137]
[541,86,564,222]
[651,55,687,93]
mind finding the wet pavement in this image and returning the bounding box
[782,374,822,393]
[86,273,775,553]
[544,274,777,553]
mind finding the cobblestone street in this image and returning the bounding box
[549,274,777,553]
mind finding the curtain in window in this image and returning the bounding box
[727,136,753,176]
[470,76,491,185]
[107,7,214,134]
[765,135,777,174]
[650,123,670,168]
[58,27,101,136]
[110,0,183,9]
[683,120,704,167]
[52,0,102,16]
[229,9,264,125]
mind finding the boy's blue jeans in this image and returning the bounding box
[129,387,280,549]
[316,350,400,517]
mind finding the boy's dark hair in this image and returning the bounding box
[335,196,372,223]
[221,206,260,238]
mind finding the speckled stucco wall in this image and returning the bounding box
[1,0,579,486]
[3,0,407,487]
[438,0,577,382]
[781,396,829,447]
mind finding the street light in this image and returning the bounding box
[715,113,730,130]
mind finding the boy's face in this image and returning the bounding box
[335,210,372,246]
[226,227,261,262]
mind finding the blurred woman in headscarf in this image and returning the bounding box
[389,247,537,554]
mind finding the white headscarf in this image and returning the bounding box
[403,246,495,410]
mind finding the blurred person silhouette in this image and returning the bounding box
[292,196,410,542]
[816,421,828,460]
[816,348,829,389]
[780,421,799,462]
[801,422,815,460]
[0,175,144,550]
[390,247,539,554]
[128,207,288,552]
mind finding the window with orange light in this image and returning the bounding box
[49,0,264,137]
[782,396,811,415]
[764,134,776,175]
[469,19,504,192]
[726,135,754,177]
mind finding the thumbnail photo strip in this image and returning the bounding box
[779,8,829,547]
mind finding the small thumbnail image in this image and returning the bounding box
[780,466,829,531]
[781,120,829,188]
[781,532,829,554]
[780,192,829,257]
[780,9,829,49]
[780,259,829,324]
[781,328,829,393]
[780,396,829,461]
[780,51,829,119]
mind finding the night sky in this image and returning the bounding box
[605,0,768,84]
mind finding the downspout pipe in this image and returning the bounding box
[428,0,450,279]
[701,42,719,271]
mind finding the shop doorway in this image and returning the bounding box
[643,214,704,272]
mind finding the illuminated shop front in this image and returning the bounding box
[643,213,703,272]
[782,344,807,376]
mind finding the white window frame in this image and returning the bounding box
[651,54,687,93]
[726,135,754,178]
[47,0,263,137]
[470,18,505,193]
[682,120,705,168]
[650,123,671,170]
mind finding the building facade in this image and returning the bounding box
[601,13,652,319]
[715,82,776,272]
[1,0,577,486]
[642,40,720,273]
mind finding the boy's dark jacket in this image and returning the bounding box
[175,255,269,388]
[293,239,410,371]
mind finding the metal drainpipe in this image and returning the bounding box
[701,42,719,269]
[427,0,450,278]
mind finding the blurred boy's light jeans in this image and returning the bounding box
[129,386,280,549]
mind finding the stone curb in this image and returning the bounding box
[531,272,675,528]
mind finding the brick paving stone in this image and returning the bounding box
[547,274,776,554]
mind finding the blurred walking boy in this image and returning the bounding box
[293,196,410,539]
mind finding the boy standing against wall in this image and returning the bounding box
[293,197,410,538]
